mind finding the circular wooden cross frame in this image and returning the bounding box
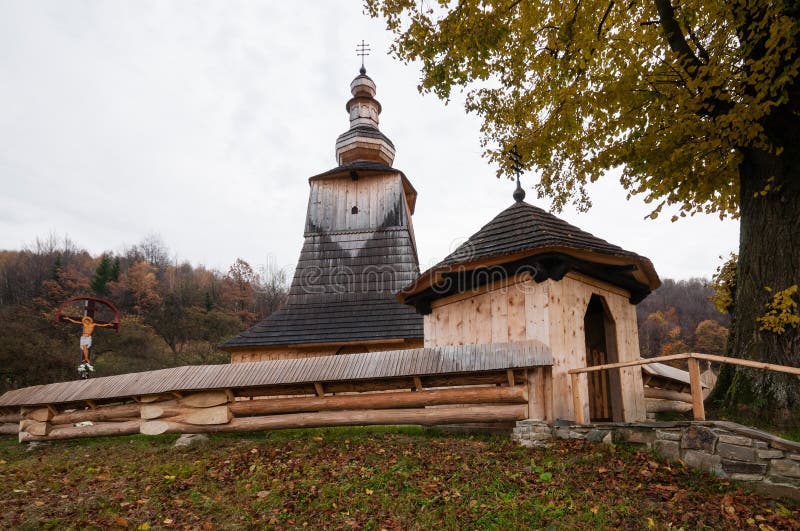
[55,296,121,332]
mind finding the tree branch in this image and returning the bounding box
[597,1,615,40]
[652,0,733,117]
[652,0,703,72]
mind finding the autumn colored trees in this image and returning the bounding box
[0,235,286,392]
[637,278,729,358]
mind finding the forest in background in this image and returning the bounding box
[0,235,287,393]
[0,236,729,394]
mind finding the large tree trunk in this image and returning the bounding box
[722,146,800,424]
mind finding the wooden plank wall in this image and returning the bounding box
[306,174,405,234]
[424,272,646,422]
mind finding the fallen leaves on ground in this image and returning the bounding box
[0,428,797,530]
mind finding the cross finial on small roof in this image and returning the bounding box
[508,144,526,202]
[356,40,371,74]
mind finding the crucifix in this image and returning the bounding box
[356,40,371,74]
[508,144,526,202]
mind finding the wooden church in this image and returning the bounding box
[221,67,424,361]
[222,65,662,423]
[0,63,674,441]
[398,182,661,422]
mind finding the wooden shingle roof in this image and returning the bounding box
[221,227,423,349]
[399,201,660,312]
[0,341,551,408]
[439,201,645,266]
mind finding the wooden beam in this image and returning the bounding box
[646,399,692,414]
[0,413,21,424]
[52,403,142,425]
[571,373,585,424]
[0,422,19,435]
[180,391,230,408]
[687,357,706,421]
[229,386,527,417]
[506,369,515,387]
[569,352,800,377]
[24,407,54,422]
[19,420,141,442]
[314,383,325,397]
[165,405,232,427]
[413,376,423,391]
[140,401,182,421]
[527,368,545,420]
[644,387,693,403]
[140,404,529,436]
[543,367,553,421]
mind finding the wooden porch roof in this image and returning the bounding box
[0,341,552,408]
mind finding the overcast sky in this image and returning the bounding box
[0,1,738,281]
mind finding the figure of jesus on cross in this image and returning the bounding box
[61,316,115,378]
[55,296,121,380]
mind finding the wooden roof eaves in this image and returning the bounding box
[397,245,661,306]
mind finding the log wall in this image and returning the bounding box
[10,371,531,443]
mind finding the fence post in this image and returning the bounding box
[687,357,706,421]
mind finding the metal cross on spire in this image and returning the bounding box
[356,40,371,74]
[507,144,526,202]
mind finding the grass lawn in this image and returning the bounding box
[0,427,798,530]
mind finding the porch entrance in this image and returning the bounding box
[584,295,623,422]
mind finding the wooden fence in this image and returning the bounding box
[0,342,553,442]
[568,352,800,424]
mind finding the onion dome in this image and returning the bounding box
[335,69,396,166]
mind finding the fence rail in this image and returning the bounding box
[568,353,800,423]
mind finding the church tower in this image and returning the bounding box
[222,66,424,361]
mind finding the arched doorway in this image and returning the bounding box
[584,295,624,422]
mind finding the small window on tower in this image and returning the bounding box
[351,206,359,214]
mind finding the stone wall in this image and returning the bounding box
[512,420,800,500]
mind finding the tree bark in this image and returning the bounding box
[723,146,800,424]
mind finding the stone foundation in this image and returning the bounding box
[512,420,800,500]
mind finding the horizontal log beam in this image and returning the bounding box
[24,407,54,422]
[0,423,19,435]
[169,405,232,426]
[51,403,143,425]
[180,391,231,408]
[646,399,692,414]
[229,385,527,417]
[19,420,142,442]
[233,371,525,398]
[644,387,693,403]
[0,413,21,424]
[140,404,528,436]
[140,403,182,420]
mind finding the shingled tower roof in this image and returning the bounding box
[221,69,423,351]
[399,200,660,314]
